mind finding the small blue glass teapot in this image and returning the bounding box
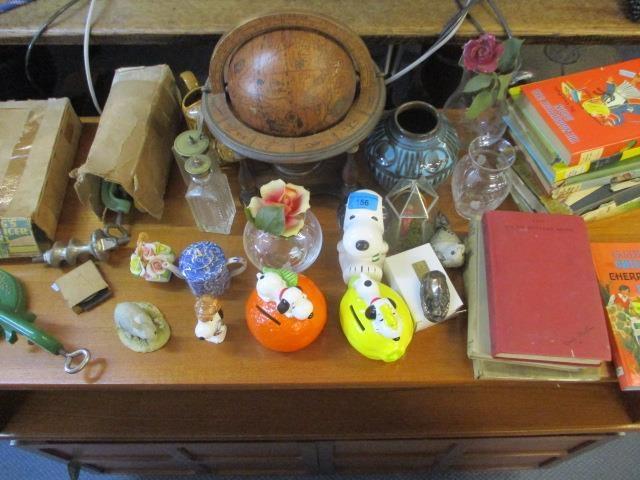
[366,101,459,190]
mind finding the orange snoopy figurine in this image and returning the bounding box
[245,268,327,352]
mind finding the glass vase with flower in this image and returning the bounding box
[443,33,524,149]
[243,179,322,273]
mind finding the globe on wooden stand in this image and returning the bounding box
[202,12,386,202]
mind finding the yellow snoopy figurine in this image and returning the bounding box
[339,273,414,362]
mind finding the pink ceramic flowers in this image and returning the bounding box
[246,179,311,237]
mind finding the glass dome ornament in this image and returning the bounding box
[243,211,323,273]
[384,178,440,254]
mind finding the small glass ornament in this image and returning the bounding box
[451,136,516,220]
[185,155,236,234]
[384,178,439,253]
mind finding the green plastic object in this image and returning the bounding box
[0,269,63,355]
[101,181,132,214]
[0,269,90,373]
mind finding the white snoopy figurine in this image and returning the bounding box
[256,270,314,320]
[194,295,227,344]
[351,274,402,341]
[338,189,389,284]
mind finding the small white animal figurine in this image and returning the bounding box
[431,213,465,268]
[337,189,389,284]
[114,302,157,340]
[352,274,402,341]
[194,295,227,344]
[256,270,313,320]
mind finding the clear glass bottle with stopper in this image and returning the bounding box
[185,154,236,234]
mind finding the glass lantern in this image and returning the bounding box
[384,178,439,254]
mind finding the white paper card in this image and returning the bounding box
[383,243,463,331]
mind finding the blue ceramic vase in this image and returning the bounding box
[366,101,460,191]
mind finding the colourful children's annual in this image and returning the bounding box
[591,242,640,391]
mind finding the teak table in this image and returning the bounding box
[0,122,639,475]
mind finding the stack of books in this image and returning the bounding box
[505,58,640,222]
[464,210,611,381]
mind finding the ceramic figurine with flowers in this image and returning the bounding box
[243,179,323,273]
[443,33,524,147]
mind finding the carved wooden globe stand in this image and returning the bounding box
[202,12,385,201]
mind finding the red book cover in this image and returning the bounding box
[590,243,640,391]
[519,58,640,166]
[482,211,611,364]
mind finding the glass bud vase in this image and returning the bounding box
[443,62,519,150]
[242,211,323,273]
[451,136,516,220]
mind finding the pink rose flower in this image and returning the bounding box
[247,179,311,237]
[462,34,504,74]
[140,244,155,261]
[145,257,167,279]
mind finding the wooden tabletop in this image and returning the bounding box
[0,122,638,390]
[0,0,637,45]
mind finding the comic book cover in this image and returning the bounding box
[518,58,640,166]
[591,242,640,390]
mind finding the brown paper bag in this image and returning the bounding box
[0,98,81,258]
[72,65,181,219]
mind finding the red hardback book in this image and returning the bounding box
[518,58,640,166]
[590,243,640,391]
[482,211,611,365]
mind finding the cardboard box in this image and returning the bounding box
[0,98,81,258]
[51,260,111,313]
[383,243,463,331]
[72,65,181,220]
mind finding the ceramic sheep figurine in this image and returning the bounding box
[114,302,157,340]
[113,301,171,353]
[337,189,389,284]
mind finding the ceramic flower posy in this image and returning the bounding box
[246,179,311,237]
[461,33,524,119]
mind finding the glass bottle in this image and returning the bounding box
[185,155,236,234]
[451,136,516,220]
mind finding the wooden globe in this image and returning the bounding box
[205,12,386,163]
[226,29,357,137]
